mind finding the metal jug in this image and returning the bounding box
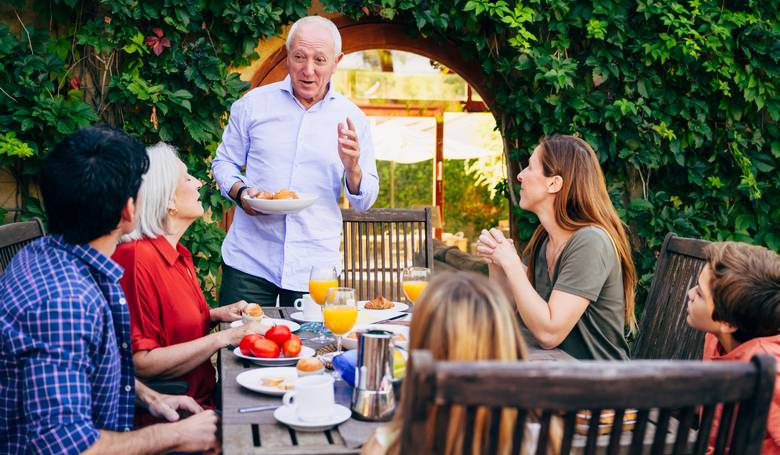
[351,330,396,421]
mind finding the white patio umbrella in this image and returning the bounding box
[370,114,501,163]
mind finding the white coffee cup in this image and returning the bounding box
[294,294,321,320]
[282,374,335,422]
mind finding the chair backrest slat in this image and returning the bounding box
[400,350,776,455]
[633,232,710,360]
[340,208,432,301]
[0,219,45,274]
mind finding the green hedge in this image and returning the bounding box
[1,0,778,310]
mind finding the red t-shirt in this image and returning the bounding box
[703,333,780,455]
[113,237,216,419]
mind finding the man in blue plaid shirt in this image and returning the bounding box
[0,127,218,454]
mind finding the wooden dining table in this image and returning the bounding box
[218,307,694,454]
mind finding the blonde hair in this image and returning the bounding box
[387,272,560,455]
[120,142,181,242]
[523,135,638,333]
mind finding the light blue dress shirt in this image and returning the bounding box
[212,76,379,291]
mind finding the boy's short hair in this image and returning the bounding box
[705,241,780,342]
[40,126,149,245]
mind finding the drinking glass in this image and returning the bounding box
[323,287,358,355]
[401,267,430,306]
[308,266,339,341]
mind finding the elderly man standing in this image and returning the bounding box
[212,15,379,307]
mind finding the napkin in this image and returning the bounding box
[332,350,357,387]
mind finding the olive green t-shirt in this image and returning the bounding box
[530,226,630,360]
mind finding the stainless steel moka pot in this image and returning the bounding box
[351,330,396,421]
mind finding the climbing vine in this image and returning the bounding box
[1,0,778,311]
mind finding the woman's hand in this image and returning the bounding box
[210,300,248,322]
[477,228,523,271]
[219,320,264,347]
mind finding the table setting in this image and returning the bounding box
[219,266,428,453]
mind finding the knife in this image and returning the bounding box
[238,405,279,413]
[374,313,409,324]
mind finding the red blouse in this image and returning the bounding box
[113,237,215,413]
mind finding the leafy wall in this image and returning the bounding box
[1,0,778,309]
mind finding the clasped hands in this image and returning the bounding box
[476,228,524,271]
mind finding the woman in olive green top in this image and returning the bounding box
[477,135,637,360]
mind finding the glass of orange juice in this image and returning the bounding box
[402,267,430,306]
[309,266,339,341]
[323,287,358,355]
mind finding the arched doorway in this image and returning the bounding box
[249,20,495,109]
[246,19,512,249]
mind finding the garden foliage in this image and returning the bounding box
[1,0,778,309]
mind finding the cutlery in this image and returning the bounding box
[239,405,279,413]
[374,313,409,324]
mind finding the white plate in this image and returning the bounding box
[274,404,352,432]
[230,318,301,332]
[233,345,315,366]
[357,300,409,312]
[236,367,298,396]
[289,311,323,323]
[342,324,410,350]
[242,193,318,214]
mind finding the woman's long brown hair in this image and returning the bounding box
[522,135,638,333]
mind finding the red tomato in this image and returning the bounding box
[265,325,292,347]
[239,334,263,356]
[282,335,302,357]
[250,338,280,358]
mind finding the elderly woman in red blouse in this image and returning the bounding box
[113,142,261,425]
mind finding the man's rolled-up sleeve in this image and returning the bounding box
[21,299,100,454]
[344,117,379,211]
[212,98,251,199]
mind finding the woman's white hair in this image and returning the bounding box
[285,16,342,56]
[120,142,181,242]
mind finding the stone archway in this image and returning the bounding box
[248,19,495,109]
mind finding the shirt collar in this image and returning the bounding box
[149,236,188,266]
[280,75,338,105]
[710,333,780,359]
[49,235,124,282]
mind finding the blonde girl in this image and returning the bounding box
[362,271,560,455]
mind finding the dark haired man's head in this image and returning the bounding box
[40,126,149,244]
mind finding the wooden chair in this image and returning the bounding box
[340,208,433,302]
[0,218,45,274]
[400,350,776,455]
[633,232,711,360]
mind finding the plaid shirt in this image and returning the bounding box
[0,235,136,454]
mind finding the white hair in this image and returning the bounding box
[285,16,342,57]
[120,142,181,243]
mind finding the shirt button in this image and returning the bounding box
[124,385,132,392]
[124,427,131,432]
[121,342,128,350]
[119,298,127,305]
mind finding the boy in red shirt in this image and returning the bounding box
[686,241,780,454]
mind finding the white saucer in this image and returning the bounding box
[289,311,323,323]
[273,404,352,432]
[230,318,301,332]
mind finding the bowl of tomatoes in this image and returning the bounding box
[234,325,315,366]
